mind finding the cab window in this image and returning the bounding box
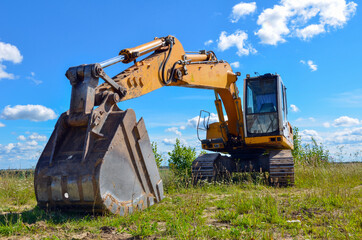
[245,78,279,136]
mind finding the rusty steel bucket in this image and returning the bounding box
[34,108,163,215]
[35,63,164,215]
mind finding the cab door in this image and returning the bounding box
[279,77,292,144]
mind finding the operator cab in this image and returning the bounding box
[243,73,293,149]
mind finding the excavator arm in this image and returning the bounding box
[94,36,244,140]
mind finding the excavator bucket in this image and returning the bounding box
[34,64,163,215]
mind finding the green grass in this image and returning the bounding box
[0,170,36,212]
[0,163,361,239]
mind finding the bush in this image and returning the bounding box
[151,142,163,168]
[168,139,196,181]
[292,127,329,166]
[292,127,303,159]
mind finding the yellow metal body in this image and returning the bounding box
[96,36,293,153]
[206,122,228,142]
[245,136,293,149]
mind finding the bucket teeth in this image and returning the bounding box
[34,109,164,215]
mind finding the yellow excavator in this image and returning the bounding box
[34,36,294,215]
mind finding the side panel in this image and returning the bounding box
[245,135,293,149]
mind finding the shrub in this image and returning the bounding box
[151,141,163,168]
[168,139,196,180]
[292,127,329,166]
[292,127,303,160]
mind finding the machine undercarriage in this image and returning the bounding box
[192,150,294,186]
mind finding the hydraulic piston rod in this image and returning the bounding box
[99,55,125,68]
[100,37,172,68]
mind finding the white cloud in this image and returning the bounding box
[327,127,362,144]
[0,122,4,127]
[165,127,182,137]
[293,124,362,161]
[179,125,186,130]
[162,138,176,146]
[0,42,23,63]
[230,61,240,68]
[332,116,360,127]
[186,113,221,129]
[231,2,257,23]
[296,24,326,40]
[293,116,361,130]
[217,30,257,56]
[0,131,49,168]
[26,72,42,85]
[298,127,362,161]
[17,132,47,142]
[3,143,16,153]
[300,59,318,71]
[323,122,331,128]
[1,105,57,122]
[0,65,16,80]
[28,132,47,141]
[204,40,213,46]
[186,116,201,129]
[300,129,323,142]
[255,0,357,45]
[0,140,44,167]
[255,4,292,45]
[162,138,187,146]
[307,60,317,71]
[26,140,38,146]
[17,135,26,141]
[290,104,300,112]
[0,41,23,80]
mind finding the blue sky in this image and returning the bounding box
[0,0,361,168]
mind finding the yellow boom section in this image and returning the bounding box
[95,36,243,137]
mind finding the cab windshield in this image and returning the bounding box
[246,78,279,136]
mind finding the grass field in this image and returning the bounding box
[0,163,361,239]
